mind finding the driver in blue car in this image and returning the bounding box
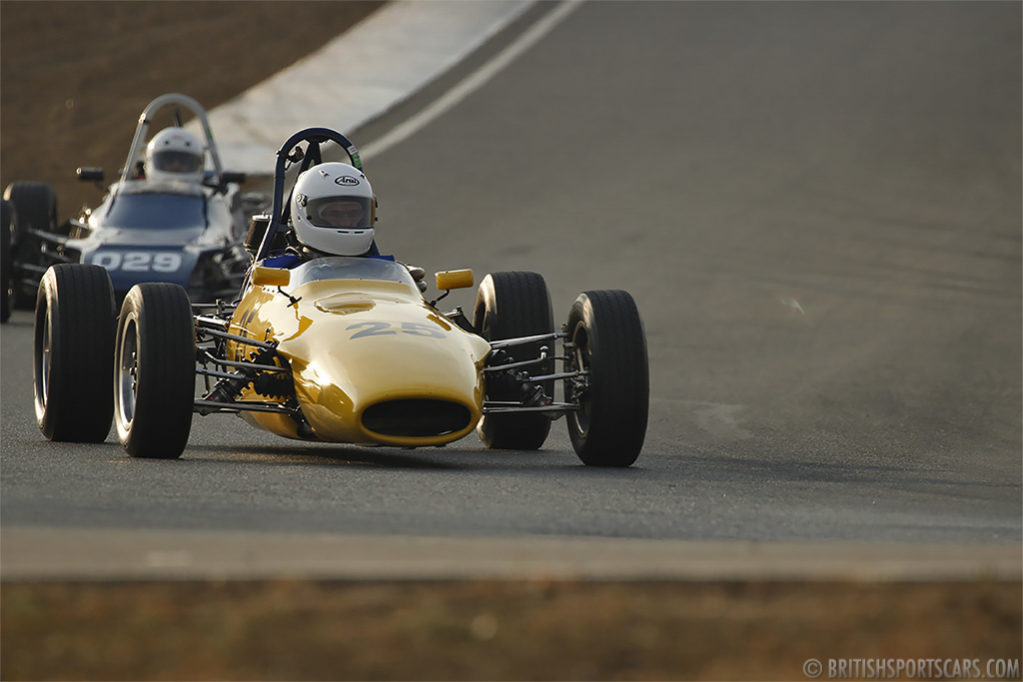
[144,127,205,183]
[260,162,426,289]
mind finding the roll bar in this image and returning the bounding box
[255,127,363,261]
[118,93,225,185]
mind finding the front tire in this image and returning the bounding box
[474,271,555,450]
[114,283,195,459]
[565,290,649,467]
[33,264,116,442]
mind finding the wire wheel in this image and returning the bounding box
[567,323,593,439]
[116,318,140,428]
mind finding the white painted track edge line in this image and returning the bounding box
[361,0,585,161]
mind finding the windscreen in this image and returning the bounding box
[106,193,206,230]
[290,257,416,288]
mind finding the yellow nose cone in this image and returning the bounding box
[281,301,490,446]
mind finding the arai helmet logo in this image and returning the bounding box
[335,176,360,186]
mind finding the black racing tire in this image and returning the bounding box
[473,271,555,450]
[4,181,58,309]
[1,200,13,323]
[114,283,196,459]
[565,290,649,467]
[33,264,116,442]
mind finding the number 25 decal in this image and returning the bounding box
[91,251,183,272]
[346,321,444,339]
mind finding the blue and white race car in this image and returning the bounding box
[2,93,265,313]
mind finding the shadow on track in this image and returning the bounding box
[181,442,625,473]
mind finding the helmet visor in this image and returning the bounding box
[306,196,372,229]
[153,150,203,174]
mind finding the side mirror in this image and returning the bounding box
[252,266,290,287]
[435,269,474,291]
[77,167,104,182]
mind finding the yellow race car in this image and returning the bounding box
[32,129,649,466]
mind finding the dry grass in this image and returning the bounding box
[0,1,383,213]
[3,580,1020,680]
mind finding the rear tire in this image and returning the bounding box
[33,264,116,442]
[565,290,648,467]
[115,283,196,459]
[4,181,58,309]
[1,200,14,323]
[474,271,555,450]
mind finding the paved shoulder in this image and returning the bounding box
[197,0,535,173]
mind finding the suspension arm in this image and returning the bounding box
[194,399,298,415]
[197,326,277,350]
[489,332,564,350]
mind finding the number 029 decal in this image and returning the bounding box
[346,321,444,339]
[90,251,183,272]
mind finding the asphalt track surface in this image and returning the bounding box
[2,2,1020,578]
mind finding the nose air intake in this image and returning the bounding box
[362,399,472,438]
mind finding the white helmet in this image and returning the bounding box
[145,127,205,183]
[291,162,376,256]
